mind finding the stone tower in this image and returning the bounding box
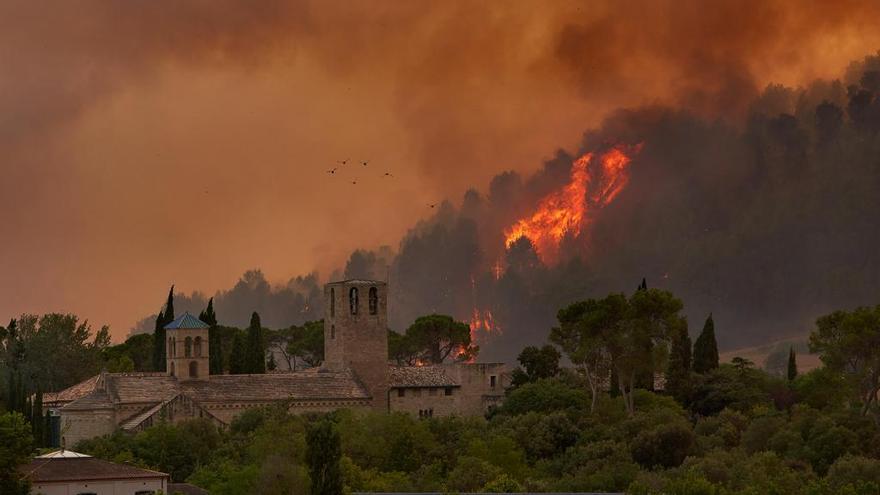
[324,280,389,410]
[165,313,210,381]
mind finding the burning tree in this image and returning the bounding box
[390,314,478,365]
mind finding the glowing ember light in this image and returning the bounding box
[469,307,500,341]
[504,143,642,264]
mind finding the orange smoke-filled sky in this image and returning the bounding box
[1,0,879,338]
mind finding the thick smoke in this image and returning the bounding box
[3,1,880,344]
[344,53,880,361]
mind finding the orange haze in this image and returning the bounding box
[1,0,879,338]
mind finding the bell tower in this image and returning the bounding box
[324,280,388,410]
[165,312,210,381]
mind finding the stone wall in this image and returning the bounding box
[324,280,389,410]
[166,327,209,381]
[389,386,459,417]
[443,363,507,416]
[61,409,116,448]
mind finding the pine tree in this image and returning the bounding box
[245,312,266,374]
[666,321,693,403]
[229,332,247,375]
[200,298,223,375]
[152,285,175,372]
[693,313,719,374]
[307,419,343,495]
[787,346,798,381]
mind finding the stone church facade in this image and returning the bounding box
[49,279,507,446]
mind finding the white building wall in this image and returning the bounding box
[31,477,167,495]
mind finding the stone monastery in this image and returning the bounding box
[47,280,507,446]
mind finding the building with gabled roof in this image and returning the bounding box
[23,450,169,495]
[54,280,507,447]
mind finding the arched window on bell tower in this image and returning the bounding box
[350,287,359,315]
[369,287,378,315]
[194,336,202,357]
[185,337,192,358]
[189,361,198,378]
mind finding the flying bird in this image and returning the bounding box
[327,168,338,175]
[351,180,358,185]
[337,159,349,166]
[427,203,437,208]
[361,160,369,166]
[382,172,394,178]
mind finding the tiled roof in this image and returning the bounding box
[44,375,100,405]
[180,370,370,402]
[61,369,371,414]
[169,483,211,495]
[164,312,209,329]
[63,389,114,411]
[23,457,168,482]
[390,366,459,388]
[329,279,386,285]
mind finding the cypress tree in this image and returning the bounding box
[693,313,719,374]
[307,419,343,495]
[787,346,798,381]
[200,298,223,375]
[32,390,44,447]
[229,332,247,375]
[164,285,175,322]
[666,321,693,403]
[245,312,266,374]
[152,285,175,372]
[152,308,166,372]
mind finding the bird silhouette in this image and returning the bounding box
[427,203,437,208]
[361,160,369,166]
[382,172,394,178]
[337,159,349,166]
[327,168,338,175]
[351,180,358,185]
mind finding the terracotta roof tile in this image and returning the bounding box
[61,369,370,413]
[23,457,168,482]
[180,369,370,402]
[44,375,100,405]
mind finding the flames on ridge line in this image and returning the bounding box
[457,143,642,363]
[504,143,643,264]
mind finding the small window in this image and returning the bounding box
[490,375,497,388]
[369,287,378,315]
[330,288,335,317]
[170,361,175,377]
[185,336,193,357]
[445,387,453,396]
[189,361,198,378]
[349,287,359,314]
[397,388,405,397]
[194,336,202,357]
[330,325,336,340]
[429,408,434,417]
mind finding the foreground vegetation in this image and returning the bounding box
[5,287,880,494]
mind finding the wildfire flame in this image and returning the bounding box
[503,143,642,263]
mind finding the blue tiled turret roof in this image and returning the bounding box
[164,312,209,330]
